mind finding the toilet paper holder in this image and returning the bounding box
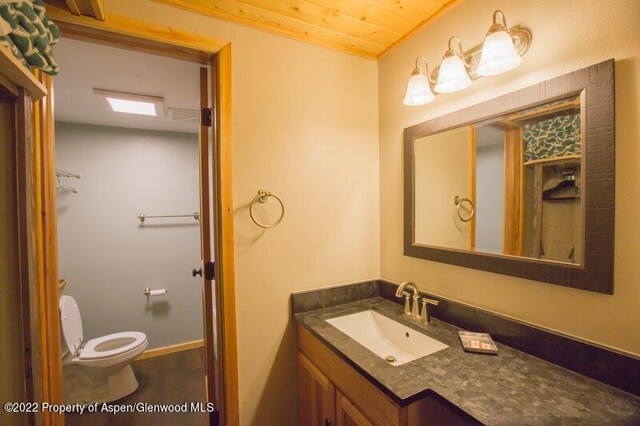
[143,288,168,296]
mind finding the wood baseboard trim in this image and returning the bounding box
[137,339,204,361]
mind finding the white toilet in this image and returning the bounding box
[59,295,148,404]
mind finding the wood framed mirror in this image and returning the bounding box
[404,60,615,294]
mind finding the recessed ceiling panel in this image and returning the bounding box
[54,37,202,133]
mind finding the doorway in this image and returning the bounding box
[22,12,238,424]
[54,37,209,424]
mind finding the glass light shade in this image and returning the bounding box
[434,55,472,93]
[403,73,435,106]
[476,30,522,76]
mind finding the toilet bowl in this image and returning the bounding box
[59,295,148,404]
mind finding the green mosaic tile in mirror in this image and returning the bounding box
[523,112,581,162]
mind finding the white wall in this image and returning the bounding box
[379,0,640,355]
[56,122,202,350]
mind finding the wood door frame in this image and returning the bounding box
[16,79,62,426]
[503,127,523,256]
[28,6,239,425]
[199,65,217,423]
[467,125,476,251]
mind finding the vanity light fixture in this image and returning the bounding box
[94,89,164,117]
[403,57,435,106]
[434,37,472,94]
[403,10,531,105]
[476,10,523,76]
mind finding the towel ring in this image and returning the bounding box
[454,196,475,223]
[250,190,285,228]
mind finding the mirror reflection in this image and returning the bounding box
[413,95,582,264]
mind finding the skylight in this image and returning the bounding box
[94,89,164,117]
[106,98,157,116]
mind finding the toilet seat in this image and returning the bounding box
[59,295,148,367]
[59,295,148,404]
[79,332,147,360]
[59,295,84,357]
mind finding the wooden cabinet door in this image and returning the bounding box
[336,390,372,426]
[299,352,336,426]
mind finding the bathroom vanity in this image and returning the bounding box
[292,282,640,425]
[296,304,478,425]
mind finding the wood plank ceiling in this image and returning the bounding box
[151,0,459,59]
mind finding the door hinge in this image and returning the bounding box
[201,107,212,127]
[204,261,215,281]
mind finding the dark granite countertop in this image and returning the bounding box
[294,297,640,425]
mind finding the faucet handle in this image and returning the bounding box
[411,294,421,317]
[403,294,411,316]
[420,298,439,323]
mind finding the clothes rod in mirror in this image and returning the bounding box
[138,212,200,223]
[403,10,532,106]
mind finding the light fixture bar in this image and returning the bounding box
[403,10,532,106]
[428,26,531,83]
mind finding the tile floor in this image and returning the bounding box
[65,347,209,425]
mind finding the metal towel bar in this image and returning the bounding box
[138,212,200,223]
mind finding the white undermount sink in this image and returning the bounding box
[326,310,448,366]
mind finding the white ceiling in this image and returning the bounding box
[53,38,202,134]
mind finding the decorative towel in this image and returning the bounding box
[0,0,60,75]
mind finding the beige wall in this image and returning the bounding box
[104,1,380,424]
[30,0,634,423]
[379,0,640,355]
[414,126,471,248]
